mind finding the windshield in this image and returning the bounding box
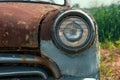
[0,0,65,5]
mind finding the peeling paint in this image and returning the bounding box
[25,34,29,41]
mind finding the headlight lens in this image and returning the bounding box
[63,21,83,42]
[52,10,95,53]
[59,17,89,47]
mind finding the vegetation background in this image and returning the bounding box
[72,1,120,80]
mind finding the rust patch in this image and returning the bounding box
[21,54,27,63]
[0,2,62,50]
[40,9,60,40]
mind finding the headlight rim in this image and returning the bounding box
[52,9,96,53]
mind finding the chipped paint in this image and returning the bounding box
[17,21,26,25]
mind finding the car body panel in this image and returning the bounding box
[0,2,61,49]
[41,39,100,78]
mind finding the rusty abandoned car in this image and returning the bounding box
[0,0,100,80]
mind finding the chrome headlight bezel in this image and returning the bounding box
[52,9,96,53]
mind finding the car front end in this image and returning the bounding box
[0,0,100,80]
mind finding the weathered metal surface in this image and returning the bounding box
[40,9,60,40]
[0,66,48,79]
[60,75,98,80]
[0,2,61,50]
[0,53,61,79]
[41,39,100,78]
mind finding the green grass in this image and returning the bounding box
[87,5,120,42]
[115,39,120,54]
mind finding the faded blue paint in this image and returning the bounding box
[41,39,100,79]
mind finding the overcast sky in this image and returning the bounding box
[70,0,120,8]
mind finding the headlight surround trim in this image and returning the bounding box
[52,9,96,53]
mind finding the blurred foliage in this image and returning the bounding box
[72,4,80,8]
[87,4,120,42]
[73,3,120,42]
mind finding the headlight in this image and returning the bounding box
[59,16,88,47]
[52,9,96,53]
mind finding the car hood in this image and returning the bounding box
[0,2,61,50]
